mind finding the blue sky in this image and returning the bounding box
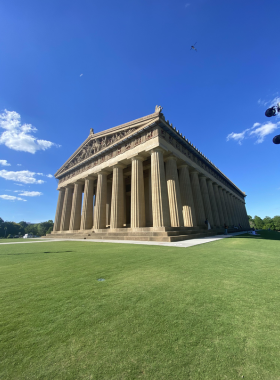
[0,0,279,222]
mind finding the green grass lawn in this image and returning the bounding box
[0,238,44,243]
[1,231,280,379]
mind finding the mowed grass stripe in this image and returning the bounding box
[0,232,280,379]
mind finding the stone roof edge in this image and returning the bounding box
[54,112,160,177]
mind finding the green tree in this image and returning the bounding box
[253,216,264,229]
[263,216,275,230]
[248,215,255,228]
[273,216,280,231]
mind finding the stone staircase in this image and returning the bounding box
[44,226,239,243]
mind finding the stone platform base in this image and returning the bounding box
[45,226,241,243]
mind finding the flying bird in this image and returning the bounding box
[80,74,83,77]
[190,42,197,51]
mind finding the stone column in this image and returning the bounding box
[229,194,238,226]
[150,148,170,227]
[235,198,242,225]
[60,185,74,231]
[190,170,205,226]
[207,180,220,227]
[69,181,83,231]
[225,191,234,226]
[80,176,94,230]
[144,168,153,227]
[229,193,237,226]
[213,183,224,225]
[53,188,65,231]
[241,201,249,228]
[222,189,232,226]
[218,186,229,225]
[199,175,214,227]
[94,171,108,230]
[178,164,197,227]
[106,180,112,227]
[131,156,145,228]
[110,164,125,229]
[165,156,183,227]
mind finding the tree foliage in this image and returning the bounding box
[0,218,54,237]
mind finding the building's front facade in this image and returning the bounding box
[51,106,250,241]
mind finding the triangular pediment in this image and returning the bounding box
[55,112,160,177]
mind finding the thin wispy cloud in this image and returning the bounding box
[0,159,11,166]
[0,194,27,201]
[0,109,60,154]
[0,170,45,184]
[17,164,22,166]
[46,174,53,178]
[227,121,280,145]
[80,74,83,77]
[17,191,43,197]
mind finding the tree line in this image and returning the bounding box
[0,218,54,238]
[248,215,280,231]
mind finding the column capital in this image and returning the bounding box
[73,180,84,185]
[64,183,74,188]
[149,147,166,155]
[177,163,190,169]
[164,155,177,163]
[110,163,126,169]
[84,174,97,180]
[96,170,110,175]
[130,154,146,162]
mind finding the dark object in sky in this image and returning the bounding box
[190,42,197,51]
[265,103,280,117]
[273,134,280,144]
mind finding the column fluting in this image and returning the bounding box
[150,149,170,227]
[190,171,205,226]
[218,187,229,225]
[165,156,183,227]
[53,188,65,231]
[199,175,214,227]
[80,177,94,230]
[94,171,108,229]
[178,164,197,227]
[131,156,145,228]
[69,181,83,231]
[110,164,125,229]
[207,179,220,226]
[60,185,74,231]
[225,191,234,226]
[213,183,224,225]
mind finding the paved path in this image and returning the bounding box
[0,231,248,248]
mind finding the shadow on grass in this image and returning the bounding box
[233,230,280,241]
[3,251,74,256]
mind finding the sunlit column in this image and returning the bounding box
[60,184,74,231]
[165,156,183,227]
[110,164,126,229]
[178,164,197,227]
[94,171,108,229]
[150,148,170,227]
[80,176,94,230]
[53,188,65,231]
[213,183,224,225]
[69,181,83,231]
[131,156,145,228]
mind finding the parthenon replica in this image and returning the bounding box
[48,106,250,242]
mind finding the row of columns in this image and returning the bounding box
[54,149,250,232]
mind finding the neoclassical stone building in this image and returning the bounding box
[50,106,250,242]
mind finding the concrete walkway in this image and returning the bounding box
[0,231,249,248]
